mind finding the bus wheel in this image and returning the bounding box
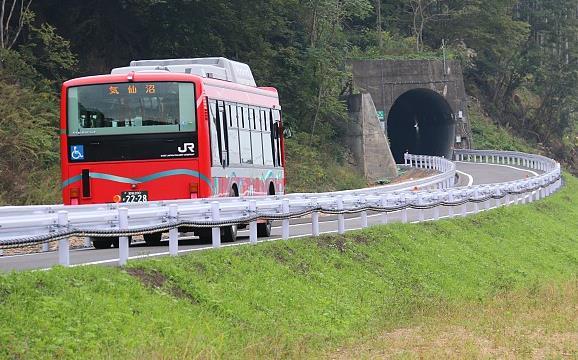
[222,224,238,243]
[257,221,272,237]
[222,187,238,242]
[144,232,163,245]
[92,237,113,249]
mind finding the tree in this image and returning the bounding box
[0,0,31,50]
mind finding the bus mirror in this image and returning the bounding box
[283,127,292,139]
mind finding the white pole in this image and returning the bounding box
[169,204,178,256]
[118,207,129,266]
[211,202,221,248]
[312,211,320,237]
[381,195,389,224]
[282,199,290,240]
[337,196,345,235]
[401,194,408,223]
[249,201,258,244]
[57,211,70,267]
[360,195,368,229]
[417,193,425,222]
[448,191,454,217]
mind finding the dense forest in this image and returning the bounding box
[0,0,576,204]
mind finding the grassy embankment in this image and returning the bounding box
[1,171,577,358]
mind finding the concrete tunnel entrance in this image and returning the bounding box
[387,88,455,163]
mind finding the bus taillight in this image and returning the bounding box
[189,182,198,199]
[69,188,80,205]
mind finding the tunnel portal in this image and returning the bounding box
[387,89,455,163]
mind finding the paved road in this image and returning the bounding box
[0,162,541,272]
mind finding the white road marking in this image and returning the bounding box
[455,161,539,177]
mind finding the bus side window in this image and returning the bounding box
[209,99,222,166]
[239,105,253,164]
[272,109,282,167]
[226,103,241,164]
[262,109,274,166]
[252,108,263,165]
[217,101,228,167]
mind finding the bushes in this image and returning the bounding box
[284,133,366,193]
[0,79,60,205]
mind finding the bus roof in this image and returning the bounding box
[111,57,257,87]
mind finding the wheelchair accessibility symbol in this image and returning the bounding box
[70,145,84,160]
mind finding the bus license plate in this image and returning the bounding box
[121,191,149,203]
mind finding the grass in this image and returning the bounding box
[331,281,578,359]
[1,175,578,358]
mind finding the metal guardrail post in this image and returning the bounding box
[360,195,368,229]
[282,199,290,240]
[118,207,129,266]
[433,194,440,220]
[312,199,320,237]
[417,193,425,222]
[57,211,70,267]
[401,194,408,223]
[169,204,178,256]
[249,201,257,244]
[447,191,454,217]
[41,241,49,253]
[381,195,389,224]
[211,202,221,248]
[337,196,345,235]
[473,189,480,212]
[461,192,468,216]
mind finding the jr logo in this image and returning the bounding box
[177,143,195,154]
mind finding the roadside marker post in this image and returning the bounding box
[57,211,70,267]
[337,196,345,235]
[211,202,221,248]
[282,199,290,240]
[360,195,368,229]
[169,204,178,256]
[118,207,129,266]
[249,201,257,244]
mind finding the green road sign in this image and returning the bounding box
[376,110,385,121]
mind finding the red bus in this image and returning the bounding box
[60,58,285,248]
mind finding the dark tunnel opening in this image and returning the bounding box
[387,89,455,163]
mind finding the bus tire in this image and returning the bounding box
[221,187,238,242]
[257,221,272,237]
[221,224,238,243]
[144,232,163,245]
[92,237,113,249]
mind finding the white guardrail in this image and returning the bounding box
[0,150,562,266]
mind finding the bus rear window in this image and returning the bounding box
[67,82,195,136]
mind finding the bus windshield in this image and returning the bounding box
[67,82,195,137]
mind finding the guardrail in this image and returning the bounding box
[0,150,561,267]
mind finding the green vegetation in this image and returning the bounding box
[1,174,577,358]
[284,133,367,193]
[468,97,534,153]
[332,281,578,358]
[0,0,575,204]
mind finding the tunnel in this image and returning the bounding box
[386,88,455,163]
